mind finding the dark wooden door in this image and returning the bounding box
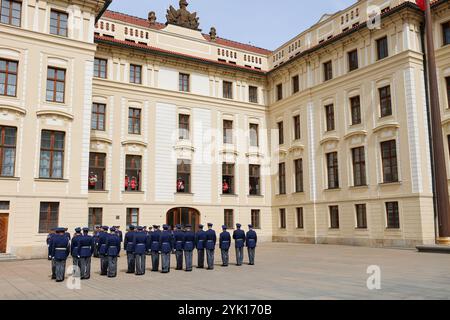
[167,208,200,232]
[0,213,8,253]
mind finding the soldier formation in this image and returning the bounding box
[46,223,257,282]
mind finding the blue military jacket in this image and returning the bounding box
[124,231,136,253]
[233,229,246,248]
[116,230,123,243]
[133,232,148,255]
[150,230,161,252]
[205,229,217,250]
[47,233,56,258]
[159,230,173,254]
[70,234,82,257]
[173,230,185,251]
[246,230,258,248]
[219,231,231,250]
[195,230,207,250]
[77,235,94,257]
[183,231,195,251]
[106,234,121,257]
[98,231,108,255]
[50,235,70,260]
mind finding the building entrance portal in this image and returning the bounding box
[166,207,200,232]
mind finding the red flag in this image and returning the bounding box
[416,0,426,11]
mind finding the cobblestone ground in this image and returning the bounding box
[0,243,449,300]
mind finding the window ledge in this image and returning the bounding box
[349,185,369,190]
[293,191,305,195]
[248,195,263,198]
[122,191,144,194]
[324,188,341,192]
[175,192,194,195]
[0,176,19,181]
[35,178,68,183]
[89,190,109,193]
[221,194,238,197]
[385,228,402,232]
[355,228,369,231]
[379,182,402,187]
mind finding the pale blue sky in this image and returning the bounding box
[108,0,356,50]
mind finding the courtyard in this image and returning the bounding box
[0,243,449,300]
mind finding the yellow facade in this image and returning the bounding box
[0,0,449,258]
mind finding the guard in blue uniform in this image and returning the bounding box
[133,226,148,276]
[77,227,94,280]
[49,227,70,282]
[173,224,185,270]
[246,224,258,265]
[115,226,123,257]
[150,225,161,272]
[93,225,101,258]
[47,228,57,279]
[205,223,217,270]
[71,227,82,269]
[219,225,231,267]
[195,224,206,268]
[233,223,246,266]
[124,225,136,273]
[98,226,109,276]
[105,227,121,278]
[183,224,195,272]
[64,228,71,241]
[159,224,173,273]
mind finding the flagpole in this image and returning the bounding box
[423,0,450,245]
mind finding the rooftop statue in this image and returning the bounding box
[166,0,200,30]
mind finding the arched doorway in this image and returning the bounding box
[166,207,200,232]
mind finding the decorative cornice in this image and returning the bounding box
[372,122,400,134]
[0,104,26,115]
[36,109,74,120]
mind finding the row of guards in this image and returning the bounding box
[46,223,257,282]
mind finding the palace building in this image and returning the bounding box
[0,0,449,258]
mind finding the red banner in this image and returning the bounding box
[416,0,426,11]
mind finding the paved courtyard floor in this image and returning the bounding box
[0,243,449,300]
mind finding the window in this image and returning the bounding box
[377,36,389,60]
[249,123,259,147]
[126,208,139,228]
[178,114,190,140]
[356,204,367,229]
[0,201,9,210]
[326,152,339,189]
[129,64,142,84]
[39,130,65,179]
[350,96,361,125]
[446,77,450,109]
[324,61,333,81]
[88,208,103,231]
[0,126,16,177]
[0,0,21,26]
[381,140,398,183]
[292,75,299,93]
[379,86,392,117]
[128,108,141,135]
[249,164,261,196]
[249,86,258,103]
[0,59,17,97]
[386,202,400,229]
[91,103,106,131]
[296,207,304,229]
[94,58,107,79]
[251,209,260,229]
[222,163,235,195]
[279,209,286,229]
[179,73,190,92]
[293,115,301,140]
[88,153,106,191]
[125,155,141,192]
[352,147,366,186]
[278,121,284,145]
[329,206,339,229]
[176,159,191,193]
[223,81,233,99]
[294,159,303,193]
[442,22,450,46]
[50,10,68,37]
[46,67,65,103]
[325,104,335,131]
[224,209,234,229]
[39,202,59,233]
[223,120,233,144]
[278,163,286,195]
[348,49,358,71]
[276,83,283,101]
